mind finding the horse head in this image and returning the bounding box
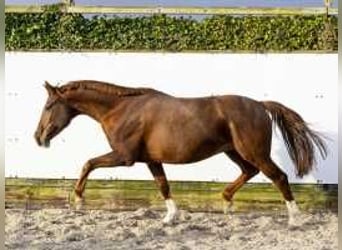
[34,81,78,148]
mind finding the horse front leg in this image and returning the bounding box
[147,162,178,224]
[74,151,134,209]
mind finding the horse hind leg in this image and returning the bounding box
[229,119,302,226]
[147,162,178,224]
[223,150,259,213]
[253,158,304,226]
[237,148,302,226]
[232,154,303,225]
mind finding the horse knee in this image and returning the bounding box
[82,161,95,174]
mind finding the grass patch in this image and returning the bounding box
[5,178,337,212]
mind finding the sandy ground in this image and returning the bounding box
[5,208,337,250]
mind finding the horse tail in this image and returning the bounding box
[262,101,327,177]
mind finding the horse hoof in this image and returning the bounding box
[288,219,301,229]
[162,212,178,224]
[162,217,173,224]
[162,217,174,225]
[288,213,311,228]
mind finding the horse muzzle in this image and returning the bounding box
[35,134,51,148]
[35,132,50,148]
[34,124,54,148]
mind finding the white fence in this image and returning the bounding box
[5,52,338,183]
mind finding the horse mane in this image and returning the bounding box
[58,80,162,97]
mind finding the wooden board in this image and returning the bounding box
[5,5,338,15]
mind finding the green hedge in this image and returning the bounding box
[5,11,338,51]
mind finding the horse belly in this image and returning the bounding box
[175,143,231,163]
[144,130,231,164]
[141,98,231,163]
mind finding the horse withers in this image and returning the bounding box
[34,80,327,226]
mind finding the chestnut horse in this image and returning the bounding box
[34,80,327,225]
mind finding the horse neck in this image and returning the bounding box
[63,90,116,122]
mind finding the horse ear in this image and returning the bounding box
[44,81,56,95]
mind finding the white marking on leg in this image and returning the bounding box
[286,200,300,226]
[223,200,234,217]
[75,195,84,210]
[163,199,178,224]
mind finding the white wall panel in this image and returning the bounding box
[5,52,338,183]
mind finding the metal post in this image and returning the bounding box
[322,0,335,50]
[324,0,331,17]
